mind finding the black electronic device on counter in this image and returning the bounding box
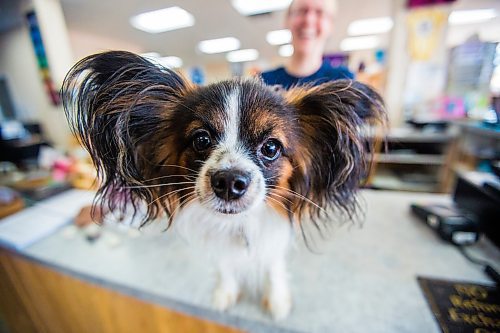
[411,171,500,248]
[410,203,480,245]
[411,171,500,286]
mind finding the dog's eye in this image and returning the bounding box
[193,131,212,152]
[260,139,281,161]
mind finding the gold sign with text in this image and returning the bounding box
[418,277,499,333]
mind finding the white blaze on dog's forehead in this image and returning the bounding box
[222,87,240,148]
[209,86,254,171]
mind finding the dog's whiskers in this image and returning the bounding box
[165,192,197,226]
[142,174,197,183]
[267,191,294,205]
[265,174,280,182]
[148,186,197,207]
[266,195,294,215]
[267,185,327,214]
[157,164,198,173]
[125,181,196,189]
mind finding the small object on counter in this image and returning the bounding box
[83,223,101,243]
[9,169,71,201]
[0,161,24,186]
[10,169,51,190]
[69,160,98,190]
[52,158,72,182]
[104,232,122,248]
[62,225,78,239]
[74,205,105,227]
[38,145,73,181]
[0,186,24,219]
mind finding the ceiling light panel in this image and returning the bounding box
[158,56,183,68]
[340,36,380,51]
[266,29,292,45]
[140,52,161,59]
[279,44,294,57]
[226,49,259,62]
[198,37,241,54]
[348,17,393,36]
[232,0,292,16]
[449,9,496,25]
[140,53,183,68]
[130,7,195,33]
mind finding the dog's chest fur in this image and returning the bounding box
[174,201,293,275]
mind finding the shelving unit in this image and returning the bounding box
[365,128,456,193]
[369,153,445,165]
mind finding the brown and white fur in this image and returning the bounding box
[62,51,385,320]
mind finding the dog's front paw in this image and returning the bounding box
[264,290,292,320]
[213,287,238,311]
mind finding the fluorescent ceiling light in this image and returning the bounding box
[140,52,161,59]
[130,7,194,33]
[340,36,380,51]
[232,0,292,16]
[279,44,294,57]
[449,9,496,25]
[198,37,241,54]
[266,29,292,45]
[157,56,183,68]
[348,17,393,36]
[141,53,183,68]
[226,49,259,62]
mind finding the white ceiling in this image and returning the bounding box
[2,0,500,68]
[58,0,392,67]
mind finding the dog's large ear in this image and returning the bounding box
[62,51,192,222]
[284,80,386,224]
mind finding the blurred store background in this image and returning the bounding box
[0,0,499,202]
[0,3,499,332]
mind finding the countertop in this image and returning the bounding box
[2,189,499,333]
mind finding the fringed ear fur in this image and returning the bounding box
[284,80,387,225]
[62,50,192,224]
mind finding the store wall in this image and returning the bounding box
[0,0,74,150]
[0,25,70,149]
[68,29,143,61]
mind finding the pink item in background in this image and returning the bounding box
[52,158,72,181]
[435,96,466,120]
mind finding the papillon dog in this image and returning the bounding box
[62,51,385,320]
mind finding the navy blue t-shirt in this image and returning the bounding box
[261,61,354,89]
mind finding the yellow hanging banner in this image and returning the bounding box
[407,8,447,61]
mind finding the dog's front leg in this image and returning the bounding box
[264,258,292,320]
[213,261,240,311]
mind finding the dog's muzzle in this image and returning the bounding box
[211,170,251,201]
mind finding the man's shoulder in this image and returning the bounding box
[261,67,286,78]
[261,67,289,85]
[321,63,354,80]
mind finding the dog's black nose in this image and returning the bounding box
[211,170,250,201]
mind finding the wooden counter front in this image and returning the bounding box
[0,249,242,333]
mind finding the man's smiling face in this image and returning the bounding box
[286,0,334,57]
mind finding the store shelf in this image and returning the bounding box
[368,169,439,193]
[366,127,456,193]
[364,127,455,143]
[370,153,445,165]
